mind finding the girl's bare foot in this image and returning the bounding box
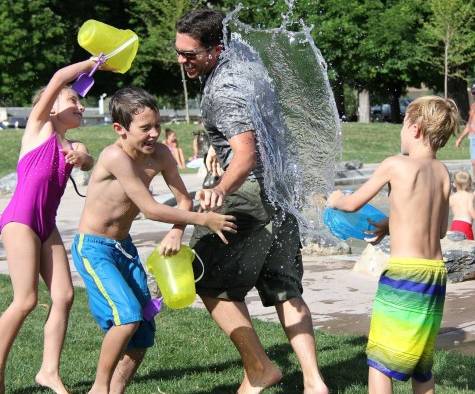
[237,363,282,394]
[304,381,329,394]
[35,371,69,394]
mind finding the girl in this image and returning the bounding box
[0,59,107,393]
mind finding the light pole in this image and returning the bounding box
[99,93,107,115]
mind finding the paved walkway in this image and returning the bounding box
[1,171,474,355]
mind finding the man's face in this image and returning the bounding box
[175,33,219,79]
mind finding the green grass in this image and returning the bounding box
[0,122,470,178]
[1,275,474,393]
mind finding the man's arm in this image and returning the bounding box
[159,146,193,255]
[197,131,256,210]
[327,157,393,211]
[456,104,475,147]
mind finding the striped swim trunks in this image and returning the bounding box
[366,257,447,382]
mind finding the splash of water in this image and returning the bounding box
[222,6,342,243]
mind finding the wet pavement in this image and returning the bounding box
[0,168,474,355]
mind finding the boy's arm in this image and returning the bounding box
[327,157,393,211]
[102,147,237,243]
[159,149,193,255]
[26,60,97,133]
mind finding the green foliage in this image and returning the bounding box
[418,0,475,83]
[0,0,68,105]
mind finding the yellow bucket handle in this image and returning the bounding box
[192,249,205,283]
[105,35,138,60]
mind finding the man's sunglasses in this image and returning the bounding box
[175,47,210,60]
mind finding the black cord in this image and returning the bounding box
[69,175,86,198]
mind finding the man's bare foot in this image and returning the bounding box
[237,363,282,394]
[35,371,69,394]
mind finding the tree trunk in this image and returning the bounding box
[389,88,401,123]
[331,80,346,119]
[180,64,190,124]
[448,77,469,121]
[358,89,370,123]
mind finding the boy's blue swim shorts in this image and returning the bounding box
[71,233,155,349]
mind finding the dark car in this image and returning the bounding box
[2,116,27,129]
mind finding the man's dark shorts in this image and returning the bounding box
[190,179,303,307]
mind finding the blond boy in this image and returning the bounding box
[328,96,459,394]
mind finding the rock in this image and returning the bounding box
[301,228,351,256]
[355,232,475,282]
[0,173,17,195]
[353,243,389,276]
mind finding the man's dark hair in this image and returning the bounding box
[109,87,159,129]
[176,9,226,48]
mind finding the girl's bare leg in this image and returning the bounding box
[368,367,393,394]
[0,224,41,393]
[35,228,73,394]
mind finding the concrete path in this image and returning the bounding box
[1,170,474,355]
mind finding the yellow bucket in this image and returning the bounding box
[146,245,204,309]
[77,19,139,73]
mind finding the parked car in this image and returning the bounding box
[1,116,27,129]
[371,98,412,122]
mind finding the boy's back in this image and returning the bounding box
[387,156,450,259]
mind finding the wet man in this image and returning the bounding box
[175,9,328,394]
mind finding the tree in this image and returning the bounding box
[0,0,68,105]
[418,0,475,101]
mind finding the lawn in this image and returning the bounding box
[1,275,474,393]
[0,122,469,178]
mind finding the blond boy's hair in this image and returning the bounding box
[405,96,459,151]
[454,171,472,191]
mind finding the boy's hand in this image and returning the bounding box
[61,148,90,168]
[196,186,225,210]
[203,212,237,244]
[364,218,389,245]
[159,229,183,256]
[326,190,344,208]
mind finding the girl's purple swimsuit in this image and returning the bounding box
[0,134,72,242]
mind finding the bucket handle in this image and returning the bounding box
[191,249,205,283]
[104,35,138,60]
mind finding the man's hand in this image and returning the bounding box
[205,145,224,176]
[364,218,389,245]
[196,186,225,210]
[326,190,345,208]
[61,148,91,169]
[158,229,183,256]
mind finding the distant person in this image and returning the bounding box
[449,171,475,240]
[163,128,186,169]
[328,96,459,394]
[0,59,100,393]
[70,87,236,393]
[455,84,475,175]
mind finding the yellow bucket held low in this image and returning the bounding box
[146,245,204,309]
[77,19,139,73]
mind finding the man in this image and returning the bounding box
[455,84,475,176]
[175,9,328,394]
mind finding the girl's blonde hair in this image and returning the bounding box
[31,85,73,107]
[454,171,472,191]
[405,96,460,151]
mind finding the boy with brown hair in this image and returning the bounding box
[328,96,459,394]
[71,87,236,393]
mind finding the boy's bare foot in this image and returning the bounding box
[35,371,69,394]
[237,363,282,394]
